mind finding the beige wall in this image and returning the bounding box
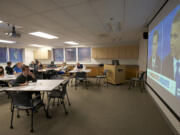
[138,39,148,71]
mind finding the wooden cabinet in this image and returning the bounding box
[92,45,139,59]
[34,49,51,60]
[125,46,139,59]
[125,65,139,80]
[87,66,104,77]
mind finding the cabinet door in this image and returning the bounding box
[92,48,97,58]
[125,46,139,59]
[34,49,49,59]
[117,46,126,58]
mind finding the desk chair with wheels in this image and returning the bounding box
[128,71,146,92]
[96,69,108,87]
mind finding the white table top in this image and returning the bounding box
[3,79,64,92]
[0,75,17,81]
[38,67,61,72]
[69,69,91,73]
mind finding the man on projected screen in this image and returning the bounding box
[162,10,180,97]
[148,30,161,73]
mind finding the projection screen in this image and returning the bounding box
[147,3,180,119]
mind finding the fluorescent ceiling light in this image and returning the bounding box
[0,39,16,44]
[64,41,79,45]
[0,20,3,23]
[29,44,52,49]
[29,32,58,39]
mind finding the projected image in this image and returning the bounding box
[147,3,180,119]
[170,10,180,97]
[147,4,180,98]
[148,30,161,72]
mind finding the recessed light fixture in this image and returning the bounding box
[29,32,58,39]
[0,20,3,23]
[64,41,79,45]
[30,44,52,50]
[0,39,16,44]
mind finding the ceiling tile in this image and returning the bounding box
[51,0,87,8]
[0,0,34,18]
[43,9,81,29]
[15,0,59,13]
[91,0,124,23]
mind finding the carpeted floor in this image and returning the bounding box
[0,79,174,135]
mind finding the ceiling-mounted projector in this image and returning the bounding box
[5,25,21,38]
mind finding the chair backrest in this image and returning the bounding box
[8,80,15,87]
[60,79,69,95]
[75,72,87,78]
[104,69,108,76]
[139,71,146,81]
[10,92,32,107]
[50,74,63,80]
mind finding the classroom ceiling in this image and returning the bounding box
[0,0,166,48]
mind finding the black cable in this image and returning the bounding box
[146,0,169,27]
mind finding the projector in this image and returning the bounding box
[5,32,21,38]
[5,25,21,38]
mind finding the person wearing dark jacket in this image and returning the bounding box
[13,65,40,99]
[5,61,14,75]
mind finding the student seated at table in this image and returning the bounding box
[5,61,14,75]
[13,65,40,99]
[47,61,57,68]
[74,62,86,70]
[29,61,35,68]
[0,66,4,77]
[0,66,9,87]
[34,60,43,70]
[58,62,67,74]
[13,62,22,73]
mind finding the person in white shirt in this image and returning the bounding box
[58,62,67,74]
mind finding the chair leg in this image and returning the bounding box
[17,109,20,118]
[66,92,71,106]
[75,79,78,90]
[57,98,60,106]
[85,80,88,89]
[10,106,14,129]
[53,98,55,106]
[106,77,108,87]
[96,78,98,85]
[128,80,131,89]
[46,98,52,118]
[140,81,144,93]
[30,109,34,133]
[43,103,51,118]
[98,78,101,88]
[61,99,68,115]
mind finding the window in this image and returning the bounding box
[53,48,64,62]
[9,48,23,62]
[0,48,7,63]
[65,48,76,62]
[78,47,91,61]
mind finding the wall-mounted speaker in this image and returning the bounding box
[143,32,148,39]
